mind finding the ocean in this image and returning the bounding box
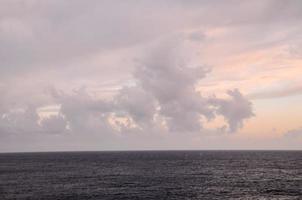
[0,151,301,199]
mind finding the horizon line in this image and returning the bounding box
[1,149,301,154]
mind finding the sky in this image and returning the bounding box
[0,0,302,152]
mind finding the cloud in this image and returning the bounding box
[115,86,157,128]
[0,39,254,146]
[1,0,302,78]
[51,87,115,136]
[0,0,204,76]
[133,42,214,132]
[40,114,67,135]
[210,89,254,132]
[0,105,40,135]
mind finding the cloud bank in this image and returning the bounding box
[0,41,254,148]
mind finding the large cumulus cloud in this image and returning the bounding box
[0,41,254,142]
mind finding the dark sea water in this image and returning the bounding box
[0,151,301,200]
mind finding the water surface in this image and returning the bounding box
[0,151,301,199]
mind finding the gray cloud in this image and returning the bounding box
[1,0,302,78]
[134,42,214,132]
[40,114,67,135]
[51,87,115,136]
[115,86,157,127]
[0,0,198,76]
[0,40,254,146]
[0,105,40,135]
[210,89,254,132]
